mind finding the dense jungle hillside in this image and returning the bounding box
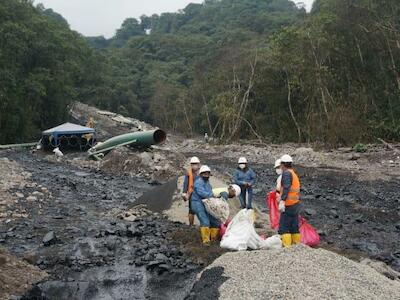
[1,0,399,145]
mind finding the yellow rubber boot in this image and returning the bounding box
[200,227,211,245]
[281,234,292,248]
[210,228,220,241]
[291,233,301,245]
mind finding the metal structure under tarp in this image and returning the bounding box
[41,122,96,150]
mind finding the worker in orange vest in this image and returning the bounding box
[278,154,301,247]
[182,156,201,225]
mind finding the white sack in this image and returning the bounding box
[220,209,264,251]
[260,235,282,250]
[202,197,230,223]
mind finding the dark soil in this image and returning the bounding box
[169,226,228,266]
[186,266,229,300]
[2,148,399,299]
[0,150,211,300]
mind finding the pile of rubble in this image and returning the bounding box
[100,147,185,182]
[69,102,155,140]
[0,248,47,300]
[0,157,51,222]
[189,246,400,299]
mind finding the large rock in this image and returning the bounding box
[42,231,56,246]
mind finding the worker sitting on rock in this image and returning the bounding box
[278,154,301,247]
[182,156,201,226]
[191,165,220,245]
[234,157,256,209]
[213,184,241,200]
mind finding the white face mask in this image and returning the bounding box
[239,164,246,169]
[275,168,282,175]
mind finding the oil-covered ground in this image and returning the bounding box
[207,158,400,272]
[0,150,210,300]
[1,147,399,299]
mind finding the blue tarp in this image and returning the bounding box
[42,122,95,135]
[42,122,96,148]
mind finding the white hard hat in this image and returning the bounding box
[199,165,211,174]
[238,157,248,164]
[190,156,200,164]
[281,154,293,163]
[229,184,241,197]
[274,159,281,168]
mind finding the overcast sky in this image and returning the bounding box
[35,0,315,38]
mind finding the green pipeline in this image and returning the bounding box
[0,142,38,150]
[88,129,166,160]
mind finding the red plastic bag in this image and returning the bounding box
[266,191,319,247]
[266,191,280,230]
[219,219,231,239]
[299,217,320,247]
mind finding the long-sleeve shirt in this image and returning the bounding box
[281,170,292,202]
[234,168,256,187]
[191,177,213,202]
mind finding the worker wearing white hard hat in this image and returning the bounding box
[234,157,257,209]
[212,184,241,200]
[280,154,293,163]
[278,154,302,248]
[190,156,201,164]
[191,165,220,245]
[182,156,201,225]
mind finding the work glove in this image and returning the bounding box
[278,201,286,212]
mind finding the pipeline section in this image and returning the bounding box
[88,129,166,160]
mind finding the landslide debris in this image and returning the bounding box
[100,147,185,181]
[69,102,155,140]
[0,157,52,223]
[177,140,400,182]
[69,102,186,182]
[189,246,400,300]
[0,248,47,300]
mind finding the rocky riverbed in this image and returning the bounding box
[1,134,399,299]
[0,150,207,299]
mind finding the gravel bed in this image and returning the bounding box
[190,245,400,299]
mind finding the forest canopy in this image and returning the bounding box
[0,0,399,145]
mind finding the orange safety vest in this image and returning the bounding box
[280,169,300,207]
[187,169,195,196]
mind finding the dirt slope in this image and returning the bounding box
[0,248,47,300]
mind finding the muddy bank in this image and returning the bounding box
[0,248,47,300]
[0,150,206,299]
[205,157,400,273]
